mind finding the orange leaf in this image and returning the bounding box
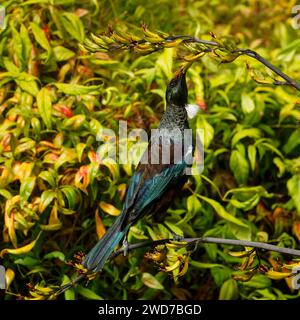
[118,183,127,201]
[196,97,207,112]
[0,232,42,258]
[40,204,62,231]
[53,104,73,118]
[95,209,106,239]
[4,196,20,247]
[74,165,90,192]
[88,151,101,164]
[293,221,300,241]
[13,162,34,182]
[99,201,120,216]
[265,269,291,280]
[5,268,15,289]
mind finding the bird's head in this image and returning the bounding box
[166,69,188,106]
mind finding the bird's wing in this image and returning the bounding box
[121,140,188,225]
[134,162,186,209]
[122,169,143,211]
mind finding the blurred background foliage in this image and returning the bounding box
[0,0,300,300]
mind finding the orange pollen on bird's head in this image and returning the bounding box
[174,70,182,78]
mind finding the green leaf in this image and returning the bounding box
[211,266,232,286]
[177,195,201,225]
[0,189,13,199]
[228,186,269,197]
[204,243,218,260]
[63,115,86,129]
[20,176,36,208]
[283,128,300,154]
[39,170,56,187]
[197,194,248,228]
[89,118,103,135]
[61,12,85,43]
[227,222,251,241]
[20,24,32,66]
[287,175,300,215]
[60,186,79,209]
[240,274,271,289]
[53,46,75,61]
[197,116,214,148]
[241,92,255,114]
[44,251,65,261]
[279,39,300,55]
[164,221,184,237]
[17,78,39,96]
[54,148,77,170]
[190,260,224,269]
[77,285,103,300]
[273,157,285,178]
[232,128,261,147]
[61,274,76,300]
[279,103,300,123]
[256,140,284,159]
[224,186,272,211]
[11,26,25,69]
[229,195,260,211]
[1,232,41,257]
[156,47,174,79]
[219,278,238,300]
[54,83,102,95]
[14,138,36,156]
[76,143,86,162]
[200,174,223,198]
[229,149,249,185]
[15,256,40,266]
[1,71,40,96]
[142,272,164,290]
[62,275,75,300]
[37,88,52,129]
[30,22,51,52]
[39,190,56,213]
[247,145,256,171]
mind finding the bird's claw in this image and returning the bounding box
[122,238,129,257]
[189,239,201,254]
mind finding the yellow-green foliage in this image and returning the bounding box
[0,0,300,300]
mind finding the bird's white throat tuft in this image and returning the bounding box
[185,104,200,119]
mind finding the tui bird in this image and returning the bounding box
[82,69,193,273]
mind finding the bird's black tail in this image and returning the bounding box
[82,214,129,272]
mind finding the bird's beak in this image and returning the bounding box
[180,61,193,74]
[175,69,186,89]
[166,68,188,105]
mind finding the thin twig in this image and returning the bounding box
[182,35,300,91]
[112,236,300,258]
[53,235,300,298]
[235,48,300,91]
[87,30,300,91]
[52,274,86,298]
[117,34,300,92]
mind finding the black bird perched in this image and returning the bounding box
[82,69,193,273]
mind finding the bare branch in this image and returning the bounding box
[86,32,300,92]
[179,36,300,91]
[235,48,300,91]
[53,235,300,298]
[111,236,300,258]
